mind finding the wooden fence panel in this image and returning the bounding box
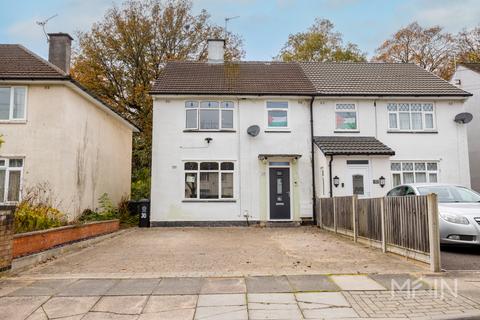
[319,198,334,228]
[334,196,353,231]
[357,198,382,241]
[384,196,430,253]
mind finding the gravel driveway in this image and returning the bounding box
[21,227,425,277]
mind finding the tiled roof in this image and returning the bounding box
[151,61,471,97]
[151,61,316,95]
[0,44,139,131]
[300,62,470,96]
[314,136,395,156]
[460,63,480,74]
[0,44,68,79]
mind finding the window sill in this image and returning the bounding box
[387,130,438,134]
[183,129,236,133]
[182,199,237,203]
[0,120,27,124]
[334,130,360,133]
[264,129,291,133]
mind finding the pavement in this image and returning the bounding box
[20,227,425,277]
[1,274,480,320]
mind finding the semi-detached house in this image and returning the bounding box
[150,39,471,225]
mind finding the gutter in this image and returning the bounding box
[309,97,317,225]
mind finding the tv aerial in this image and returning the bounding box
[224,16,239,37]
[36,14,58,42]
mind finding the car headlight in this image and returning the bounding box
[440,212,470,225]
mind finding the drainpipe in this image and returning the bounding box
[329,155,334,198]
[309,97,317,225]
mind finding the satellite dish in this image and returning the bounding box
[454,112,473,124]
[247,125,260,137]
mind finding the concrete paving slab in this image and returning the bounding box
[197,294,246,307]
[43,296,99,318]
[93,295,148,314]
[200,277,246,294]
[26,308,48,320]
[245,276,292,293]
[370,273,431,290]
[296,292,350,308]
[194,306,248,320]
[0,279,34,296]
[248,307,303,320]
[248,302,299,310]
[247,293,297,304]
[57,279,118,296]
[287,274,340,292]
[106,278,160,295]
[10,279,76,296]
[0,296,50,320]
[331,275,386,291]
[303,306,358,319]
[138,308,195,320]
[82,312,139,320]
[153,277,203,295]
[143,295,197,313]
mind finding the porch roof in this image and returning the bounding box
[314,136,395,156]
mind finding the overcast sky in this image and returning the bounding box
[1,0,479,61]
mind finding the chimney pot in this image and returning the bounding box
[207,39,225,64]
[48,33,73,74]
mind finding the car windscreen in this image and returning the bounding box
[417,186,480,203]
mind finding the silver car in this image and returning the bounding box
[386,183,480,246]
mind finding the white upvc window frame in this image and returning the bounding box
[0,86,28,122]
[390,160,439,187]
[0,158,24,204]
[387,102,436,132]
[334,103,358,131]
[184,100,235,131]
[183,161,235,201]
[266,101,289,130]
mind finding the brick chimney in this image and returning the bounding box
[48,33,73,74]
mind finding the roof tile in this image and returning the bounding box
[314,136,395,156]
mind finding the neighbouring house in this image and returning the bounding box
[0,33,139,218]
[451,63,480,191]
[150,39,471,225]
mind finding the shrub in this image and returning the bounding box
[131,167,150,200]
[14,183,67,234]
[14,201,66,233]
[78,193,117,222]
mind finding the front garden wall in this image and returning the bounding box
[13,220,119,258]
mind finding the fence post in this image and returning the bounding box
[427,193,441,272]
[352,195,358,242]
[317,198,323,228]
[333,197,337,233]
[380,197,387,253]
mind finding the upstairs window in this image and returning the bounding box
[0,158,24,203]
[335,103,357,130]
[387,103,435,131]
[0,87,27,121]
[267,101,288,129]
[185,100,234,130]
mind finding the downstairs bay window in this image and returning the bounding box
[184,161,234,200]
[391,161,438,187]
[0,158,24,203]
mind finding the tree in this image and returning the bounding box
[276,18,366,62]
[457,25,480,63]
[373,22,456,79]
[71,0,244,199]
